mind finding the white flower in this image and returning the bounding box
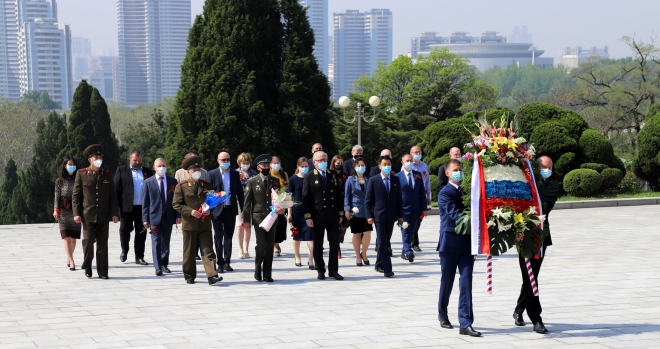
[352,207,359,214]
[402,222,409,229]
[506,151,514,158]
[528,206,537,215]
[514,137,527,144]
[487,219,496,228]
[478,149,486,157]
[491,207,504,217]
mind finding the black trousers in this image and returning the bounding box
[313,221,340,275]
[212,208,236,268]
[254,224,275,278]
[515,246,547,324]
[119,205,147,259]
[412,215,424,247]
[375,221,395,273]
[81,221,109,276]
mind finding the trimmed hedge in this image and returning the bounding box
[555,152,578,177]
[633,112,660,191]
[420,116,474,174]
[563,169,602,197]
[578,129,624,173]
[529,121,578,160]
[516,102,588,140]
[601,168,624,190]
[580,163,609,173]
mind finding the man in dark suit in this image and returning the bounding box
[343,145,371,176]
[365,155,403,277]
[369,149,399,177]
[114,150,154,265]
[142,158,180,276]
[208,151,245,273]
[437,159,480,337]
[243,154,283,282]
[307,143,324,169]
[437,147,462,191]
[303,151,344,280]
[396,154,428,262]
[513,156,557,334]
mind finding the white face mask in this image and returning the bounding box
[93,159,103,168]
[241,164,250,171]
[271,164,281,171]
[156,166,167,176]
[191,171,202,180]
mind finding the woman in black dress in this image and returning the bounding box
[330,155,348,258]
[287,157,314,268]
[53,157,81,271]
[270,156,289,257]
[344,158,372,266]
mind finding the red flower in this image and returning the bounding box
[499,146,507,153]
[290,226,300,237]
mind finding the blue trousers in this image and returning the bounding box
[150,220,172,272]
[438,251,474,329]
[400,214,420,257]
[375,221,395,273]
[212,208,237,268]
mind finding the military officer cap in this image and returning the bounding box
[83,144,103,158]
[181,155,203,170]
[254,154,272,166]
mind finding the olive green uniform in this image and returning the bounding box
[172,179,218,281]
[243,174,280,278]
[72,167,118,276]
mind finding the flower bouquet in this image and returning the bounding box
[259,188,295,231]
[197,191,229,221]
[397,221,410,229]
[350,207,359,218]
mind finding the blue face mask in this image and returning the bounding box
[299,167,309,175]
[317,162,328,171]
[413,154,422,162]
[403,162,413,171]
[540,169,552,179]
[451,170,463,182]
[381,166,392,175]
[220,162,231,170]
[355,166,366,175]
[66,165,77,173]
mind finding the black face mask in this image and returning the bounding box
[260,168,270,176]
[131,163,142,169]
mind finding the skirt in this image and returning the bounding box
[60,229,81,239]
[275,215,287,243]
[349,217,373,233]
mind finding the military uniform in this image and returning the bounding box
[171,156,220,284]
[243,155,280,280]
[72,144,118,278]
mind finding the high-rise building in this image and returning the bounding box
[298,0,328,76]
[560,46,609,69]
[508,26,532,44]
[0,0,20,101]
[411,32,444,60]
[117,0,191,106]
[18,17,72,108]
[332,9,392,100]
[71,37,91,56]
[89,56,116,102]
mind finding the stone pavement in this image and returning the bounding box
[0,205,659,348]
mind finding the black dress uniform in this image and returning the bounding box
[302,167,344,279]
[72,144,118,278]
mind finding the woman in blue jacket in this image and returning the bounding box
[344,158,372,266]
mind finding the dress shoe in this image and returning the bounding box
[317,272,326,280]
[440,320,453,329]
[533,321,548,334]
[513,312,525,326]
[99,275,109,280]
[135,258,148,265]
[208,276,223,285]
[400,254,407,260]
[356,262,363,266]
[459,326,481,337]
[384,272,394,277]
[67,262,70,267]
[155,270,163,276]
[413,245,422,252]
[84,268,92,278]
[120,251,127,262]
[217,267,225,273]
[408,254,415,263]
[375,266,384,273]
[264,276,274,282]
[196,254,201,260]
[186,279,195,284]
[295,261,302,267]
[329,272,344,280]
[161,266,171,274]
[254,272,262,282]
[308,262,315,270]
[224,265,233,272]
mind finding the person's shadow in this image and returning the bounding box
[476,323,660,337]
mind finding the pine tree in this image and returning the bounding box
[90,87,120,171]
[0,159,18,224]
[278,0,335,165]
[120,109,167,166]
[58,80,95,167]
[166,0,284,167]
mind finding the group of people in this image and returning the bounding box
[52,141,556,336]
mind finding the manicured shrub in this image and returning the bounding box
[420,116,474,172]
[554,152,578,177]
[580,163,609,173]
[563,169,602,197]
[633,112,660,191]
[529,121,577,160]
[430,174,439,201]
[600,168,624,190]
[578,129,623,173]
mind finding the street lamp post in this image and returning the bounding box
[338,95,380,146]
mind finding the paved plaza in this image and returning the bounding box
[1,205,659,348]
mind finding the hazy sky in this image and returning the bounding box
[57,0,659,60]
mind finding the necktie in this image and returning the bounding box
[321,171,326,179]
[384,177,389,192]
[159,177,166,213]
[407,172,413,189]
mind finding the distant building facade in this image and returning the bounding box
[117,0,191,106]
[0,0,21,101]
[298,0,328,76]
[332,8,392,100]
[508,26,532,44]
[411,32,444,60]
[560,46,609,69]
[89,56,117,102]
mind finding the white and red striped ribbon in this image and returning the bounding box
[525,257,539,297]
[486,254,493,295]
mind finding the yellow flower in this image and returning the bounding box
[495,137,508,145]
[507,138,518,151]
[514,213,524,225]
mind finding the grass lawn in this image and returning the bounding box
[558,192,660,201]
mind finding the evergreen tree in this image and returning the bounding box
[0,159,18,224]
[166,0,283,167]
[120,109,167,167]
[58,80,95,167]
[90,87,120,171]
[277,0,335,165]
[21,90,62,110]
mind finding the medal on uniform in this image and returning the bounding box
[315,180,319,184]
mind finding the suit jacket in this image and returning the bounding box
[343,158,371,177]
[437,184,470,254]
[243,175,280,227]
[72,167,118,223]
[142,175,180,227]
[343,175,369,218]
[114,165,154,213]
[302,168,343,225]
[396,170,427,221]
[364,174,403,224]
[437,165,449,192]
[172,179,213,231]
[537,177,560,247]
[207,167,245,217]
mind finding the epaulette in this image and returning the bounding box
[77,168,87,172]
[179,180,188,184]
